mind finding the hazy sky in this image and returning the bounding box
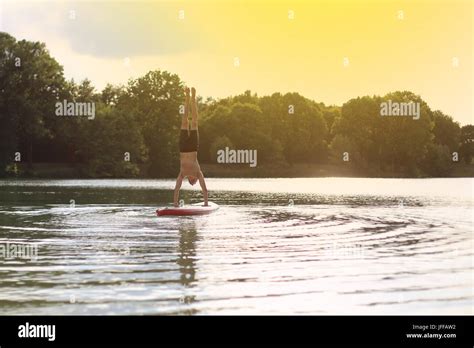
[1,0,472,125]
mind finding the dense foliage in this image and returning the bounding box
[1,33,472,177]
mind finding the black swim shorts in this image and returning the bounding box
[179,129,199,153]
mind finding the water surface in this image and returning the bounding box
[0,178,472,314]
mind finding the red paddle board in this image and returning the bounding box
[156,202,219,216]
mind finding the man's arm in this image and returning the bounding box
[198,171,208,206]
[173,173,184,207]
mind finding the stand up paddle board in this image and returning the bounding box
[156,202,219,216]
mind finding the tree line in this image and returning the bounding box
[0,32,472,178]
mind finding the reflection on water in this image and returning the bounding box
[0,178,472,314]
[177,221,198,314]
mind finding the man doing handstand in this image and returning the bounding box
[173,87,208,207]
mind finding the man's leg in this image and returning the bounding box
[190,87,198,130]
[181,87,190,130]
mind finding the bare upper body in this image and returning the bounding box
[173,152,208,207]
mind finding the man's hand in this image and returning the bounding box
[174,173,183,207]
[198,171,208,206]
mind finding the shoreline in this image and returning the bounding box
[4,162,474,179]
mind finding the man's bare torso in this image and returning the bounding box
[180,152,201,177]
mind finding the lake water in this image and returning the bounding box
[0,178,472,315]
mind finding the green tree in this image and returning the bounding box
[459,125,474,164]
[0,33,66,174]
[332,96,383,172]
[321,105,341,141]
[259,92,327,164]
[0,33,19,175]
[329,134,359,164]
[101,83,125,106]
[118,70,184,177]
[14,39,66,170]
[199,105,231,162]
[209,135,234,162]
[75,105,147,177]
[2,33,471,179]
[421,144,453,176]
[334,92,434,176]
[432,110,461,152]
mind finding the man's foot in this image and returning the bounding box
[191,87,196,100]
[185,87,190,98]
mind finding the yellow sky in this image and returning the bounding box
[1,0,473,124]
